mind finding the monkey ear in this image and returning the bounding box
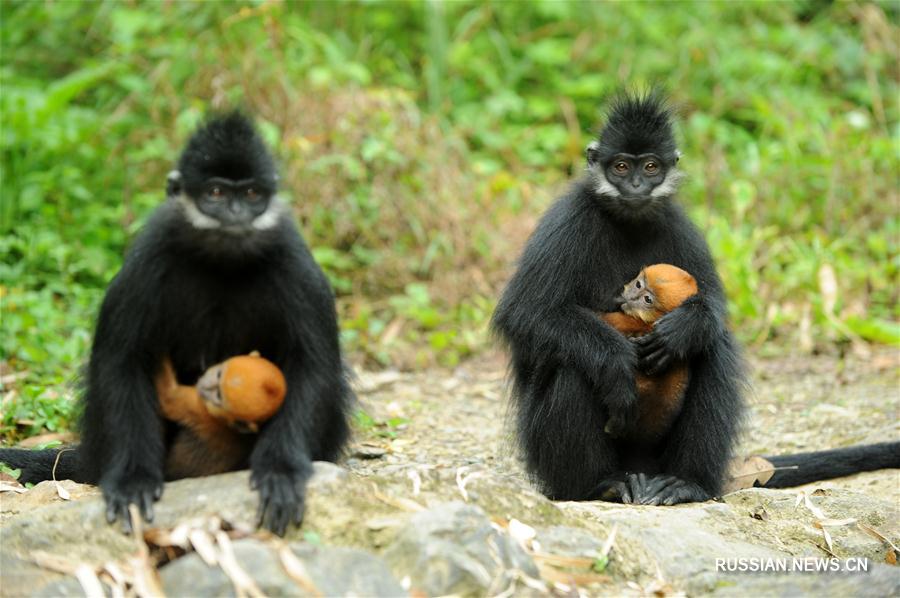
[585,141,601,167]
[166,170,182,197]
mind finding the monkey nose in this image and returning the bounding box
[228,199,245,216]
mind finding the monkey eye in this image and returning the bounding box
[635,280,642,289]
[209,187,223,200]
[644,295,653,304]
[613,161,629,174]
[644,162,659,174]
[246,188,260,201]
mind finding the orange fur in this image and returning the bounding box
[600,264,698,443]
[155,354,286,477]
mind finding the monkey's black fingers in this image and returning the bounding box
[255,493,269,528]
[595,478,630,503]
[119,503,134,535]
[636,475,679,504]
[253,470,305,536]
[632,332,661,350]
[641,349,673,376]
[106,499,120,525]
[626,473,645,504]
[654,479,710,506]
[140,491,155,523]
[292,493,306,526]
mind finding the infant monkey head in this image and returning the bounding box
[618,264,698,323]
[197,354,287,425]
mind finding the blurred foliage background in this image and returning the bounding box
[1,1,898,439]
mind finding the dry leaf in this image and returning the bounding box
[189,529,218,566]
[814,518,857,528]
[722,456,777,493]
[278,546,321,596]
[508,519,536,548]
[455,467,484,502]
[74,564,105,598]
[215,531,265,598]
[751,506,769,521]
[55,480,71,501]
[600,524,617,558]
[102,562,127,598]
[0,482,27,494]
[801,493,829,520]
[821,527,834,553]
[407,469,422,496]
[858,522,900,565]
[18,432,77,449]
[531,553,596,568]
[818,263,839,315]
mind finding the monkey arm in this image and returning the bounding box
[155,358,205,423]
[634,293,727,375]
[497,304,640,437]
[249,257,351,536]
[600,312,652,336]
[155,358,238,453]
[79,267,167,531]
[634,233,728,375]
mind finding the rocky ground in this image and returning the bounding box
[1,349,898,597]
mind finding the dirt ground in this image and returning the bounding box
[348,347,900,505]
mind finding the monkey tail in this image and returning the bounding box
[762,441,900,488]
[0,447,86,485]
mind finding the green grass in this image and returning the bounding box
[1,1,897,440]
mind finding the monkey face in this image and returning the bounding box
[602,153,667,199]
[167,112,284,238]
[193,176,272,229]
[617,271,661,323]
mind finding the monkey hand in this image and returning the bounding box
[100,470,164,534]
[633,319,680,375]
[251,468,307,536]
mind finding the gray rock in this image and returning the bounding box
[559,500,787,592]
[723,487,900,562]
[383,501,540,597]
[0,462,354,597]
[160,538,404,597]
[713,562,900,597]
[535,525,605,557]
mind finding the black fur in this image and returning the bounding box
[593,90,678,164]
[492,92,745,504]
[178,111,277,197]
[0,113,351,535]
[764,442,900,487]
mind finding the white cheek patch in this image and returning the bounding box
[593,171,621,198]
[650,168,685,198]
[175,193,220,229]
[252,196,287,230]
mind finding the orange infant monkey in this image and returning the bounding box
[154,353,286,478]
[600,264,698,443]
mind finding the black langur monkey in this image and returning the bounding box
[0,113,352,535]
[492,91,899,506]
